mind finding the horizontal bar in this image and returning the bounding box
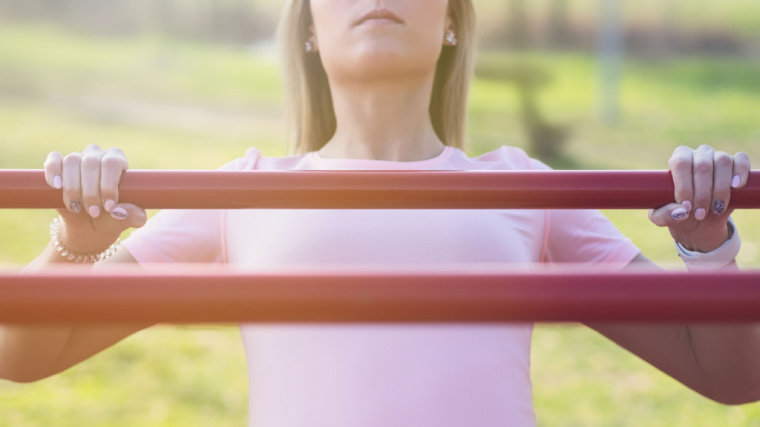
[1,169,758,209]
[2,268,760,323]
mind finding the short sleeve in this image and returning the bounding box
[121,148,262,264]
[527,158,641,265]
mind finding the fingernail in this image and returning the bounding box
[732,175,741,188]
[695,208,706,221]
[53,176,62,189]
[111,207,128,220]
[104,200,115,213]
[88,205,100,218]
[70,199,82,214]
[682,201,693,212]
[713,200,726,216]
[671,208,689,221]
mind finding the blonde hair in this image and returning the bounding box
[277,0,477,155]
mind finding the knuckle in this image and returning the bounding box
[668,157,691,172]
[101,155,126,170]
[693,160,713,174]
[83,144,103,153]
[673,146,692,156]
[80,155,101,171]
[62,152,82,166]
[106,147,125,156]
[714,152,732,168]
[735,152,751,167]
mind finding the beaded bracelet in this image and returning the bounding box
[49,217,120,263]
[675,217,741,271]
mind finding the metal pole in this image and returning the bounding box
[1,170,759,210]
[2,268,760,323]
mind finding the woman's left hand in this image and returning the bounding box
[649,145,751,252]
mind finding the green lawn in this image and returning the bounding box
[1,24,759,426]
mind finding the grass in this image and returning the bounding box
[1,23,759,426]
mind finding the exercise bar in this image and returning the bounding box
[2,268,760,323]
[1,170,758,209]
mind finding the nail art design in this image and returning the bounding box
[695,208,706,221]
[671,208,689,221]
[111,207,128,220]
[70,199,82,213]
[713,200,726,216]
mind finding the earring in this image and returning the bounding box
[445,31,457,46]
[305,41,314,53]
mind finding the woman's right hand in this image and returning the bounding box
[43,144,147,256]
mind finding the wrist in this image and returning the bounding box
[677,223,732,253]
[50,217,120,263]
[675,217,740,271]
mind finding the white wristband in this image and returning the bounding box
[675,217,741,271]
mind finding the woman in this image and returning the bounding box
[1,0,758,425]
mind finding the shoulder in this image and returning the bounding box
[216,148,312,171]
[451,145,550,171]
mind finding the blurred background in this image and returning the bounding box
[0,0,759,425]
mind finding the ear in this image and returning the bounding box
[307,23,319,52]
[443,13,457,47]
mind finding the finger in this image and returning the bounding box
[732,152,751,189]
[100,148,128,213]
[649,203,690,227]
[711,151,732,216]
[667,146,695,212]
[80,145,105,218]
[692,145,714,221]
[44,152,63,189]
[108,203,148,229]
[62,152,83,214]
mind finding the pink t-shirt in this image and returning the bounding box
[123,145,640,427]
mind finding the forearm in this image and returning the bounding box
[0,325,75,383]
[684,259,760,402]
[600,255,760,404]
[686,322,760,404]
[0,243,91,382]
[1,243,144,383]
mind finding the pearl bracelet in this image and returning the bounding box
[675,217,741,271]
[49,217,120,263]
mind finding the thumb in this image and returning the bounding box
[648,203,691,228]
[107,203,148,229]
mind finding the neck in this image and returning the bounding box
[318,74,445,162]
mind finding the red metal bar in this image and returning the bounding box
[2,267,759,323]
[1,169,759,209]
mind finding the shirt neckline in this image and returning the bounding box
[308,145,454,170]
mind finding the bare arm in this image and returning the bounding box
[586,253,760,405]
[0,145,149,383]
[585,146,759,404]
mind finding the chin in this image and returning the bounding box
[325,46,438,82]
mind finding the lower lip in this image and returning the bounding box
[359,18,400,26]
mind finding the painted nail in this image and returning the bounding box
[70,199,82,213]
[682,201,693,212]
[695,208,706,221]
[713,200,726,216]
[104,200,115,213]
[88,205,100,218]
[53,176,62,189]
[732,175,741,188]
[111,207,128,220]
[671,208,689,221]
